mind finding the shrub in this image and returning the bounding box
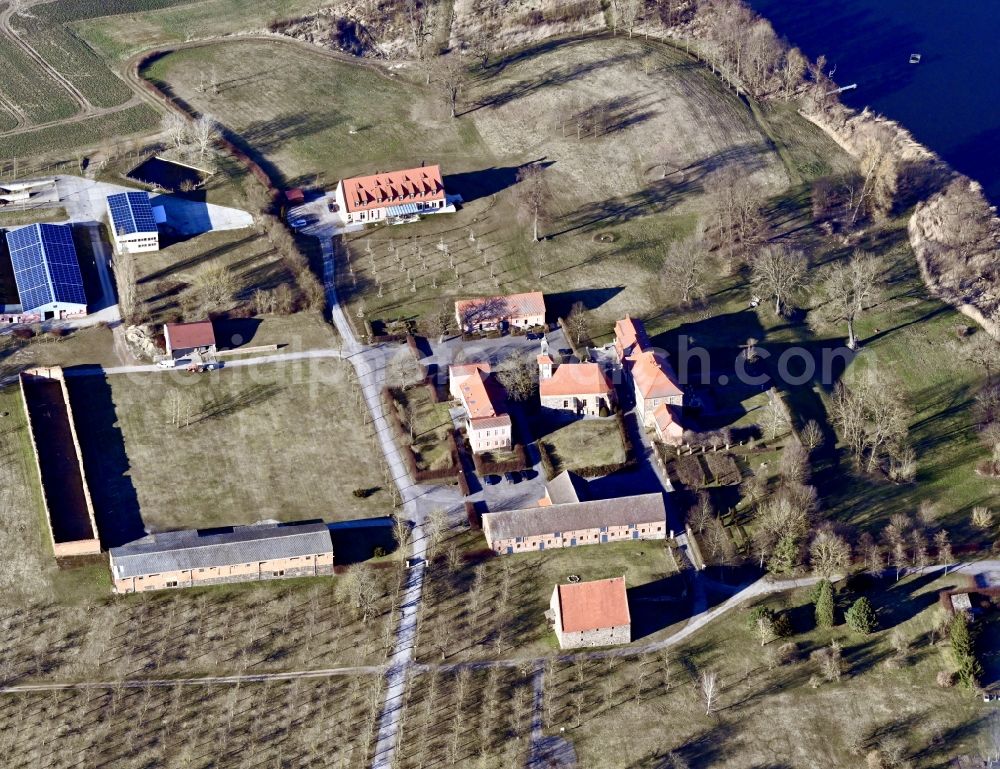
[949,612,983,689]
[936,669,956,688]
[846,597,878,635]
[972,506,994,529]
[373,546,387,558]
[813,579,835,628]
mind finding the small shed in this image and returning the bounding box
[284,189,305,205]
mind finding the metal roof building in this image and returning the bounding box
[5,223,87,319]
[106,191,160,254]
[110,522,333,578]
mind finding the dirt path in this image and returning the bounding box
[0,2,93,119]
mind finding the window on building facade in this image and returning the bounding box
[166,581,178,588]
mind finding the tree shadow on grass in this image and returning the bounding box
[191,382,282,424]
[64,373,145,549]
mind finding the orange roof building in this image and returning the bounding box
[549,576,631,649]
[631,351,683,400]
[614,314,649,361]
[448,362,512,454]
[538,361,616,417]
[334,165,447,224]
[653,403,685,445]
[455,291,546,332]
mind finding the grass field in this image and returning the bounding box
[0,37,79,126]
[541,416,626,474]
[389,384,455,472]
[0,674,381,769]
[542,572,986,768]
[142,39,488,189]
[415,531,683,663]
[76,0,335,60]
[0,104,161,162]
[68,360,389,538]
[137,228,298,324]
[143,35,801,335]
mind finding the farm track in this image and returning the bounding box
[0,2,93,121]
[0,89,26,130]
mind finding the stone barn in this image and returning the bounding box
[549,576,631,649]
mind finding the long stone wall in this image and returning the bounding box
[19,367,101,558]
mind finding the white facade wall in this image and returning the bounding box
[489,520,666,554]
[468,420,512,453]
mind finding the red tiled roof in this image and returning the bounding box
[164,321,215,352]
[460,369,500,419]
[450,362,491,380]
[631,350,683,400]
[470,413,511,430]
[539,362,612,398]
[653,403,684,441]
[557,577,631,633]
[341,165,445,213]
[614,314,648,358]
[455,291,546,325]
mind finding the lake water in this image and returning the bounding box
[749,0,1000,201]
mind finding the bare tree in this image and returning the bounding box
[809,528,851,579]
[516,163,551,243]
[612,0,643,38]
[699,669,720,715]
[191,263,237,312]
[661,224,712,305]
[751,244,807,316]
[801,420,825,453]
[420,305,454,340]
[432,54,467,119]
[830,366,909,472]
[393,515,412,557]
[934,529,953,574]
[811,251,885,349]
[162,111,189,150]
[851,126,898,224]
[345,564,380,624]
[496,350,537,401]
[190,114,220,162]
[566,301,589,345]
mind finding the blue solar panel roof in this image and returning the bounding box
[5,223,86,313]
[107,191,157,236]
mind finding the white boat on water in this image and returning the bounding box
[910,53,922,64]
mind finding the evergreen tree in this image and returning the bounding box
[814,579,835,628]
[949,612,983,689]
[845,596,878,635]
[767,534,799,575]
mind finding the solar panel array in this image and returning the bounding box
[6,223,86,313]
[107,191,157,236]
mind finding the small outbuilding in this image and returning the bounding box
[549,576,631,649]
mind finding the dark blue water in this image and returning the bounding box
[749,0,1000,201]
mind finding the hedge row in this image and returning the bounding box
[466,501,481,530]
[381,387,459,483]
[537,413,637,479]
[471,443,529,476]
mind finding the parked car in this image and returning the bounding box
[526,332,543,341]
[505,472,522,484]
[522,468,537,480]
[484,474,501,485]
